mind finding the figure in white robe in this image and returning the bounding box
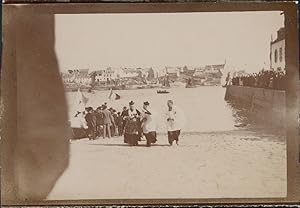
[165,100,185,145]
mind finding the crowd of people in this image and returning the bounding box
[230,70,286,90]
[71,100,184,147]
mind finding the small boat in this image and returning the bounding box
[186,84,196,88]
[71,127,88,140]
[157,89,170,94]
[234,123,248,127]
[87,88,96,93]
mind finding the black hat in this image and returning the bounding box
[129,101,135,105]
[144,101,150,106]
[102,105,107,109]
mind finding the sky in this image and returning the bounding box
[55,11,284,73]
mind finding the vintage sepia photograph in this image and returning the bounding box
[51,11,287,199]
[1,2,299,205]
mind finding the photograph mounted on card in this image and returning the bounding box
[1,1,299,206]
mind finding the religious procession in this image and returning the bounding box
[69,90,185,147]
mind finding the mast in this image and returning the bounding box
[166,75,170,87]
[270,34,273,70]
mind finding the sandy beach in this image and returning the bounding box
[47,128,286,200]
[47,87,287,200]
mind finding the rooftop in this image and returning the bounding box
[271,27,285,44]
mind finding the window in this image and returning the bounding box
[279,47,283,62]
[274,49,278,63]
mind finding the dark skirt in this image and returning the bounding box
[144,131,157,146]
[124,133,139,146]
[124,118,140,145]
[168,130,181,145]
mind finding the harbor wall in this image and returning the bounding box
[225,85,286,127]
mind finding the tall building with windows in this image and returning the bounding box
[61,69,91,85]
[270,27,285,71]
[94,67,118,83]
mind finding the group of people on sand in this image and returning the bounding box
[72,99,184,147]
[83,103,122,140]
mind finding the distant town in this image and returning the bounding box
[61,64,225,91]
[60,26,286,92]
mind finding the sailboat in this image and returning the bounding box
[108,88,121,100]
[69,88,89,140]
[157,75,170,94]
[73,88,89,113]
[162,75,171,88]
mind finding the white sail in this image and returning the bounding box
[69,88,89,129]
[108,88,120,100]
[73,88,88,114]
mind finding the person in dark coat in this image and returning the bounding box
[121,106,128,135]
[108,108,115,137]
[123,101,141,146]
[95,106,104,138]
[112,109,118,136]
[85,107,97,140]
[109,108,117,137]
[116,112,123,136]
[121,106,127,116]
[102,105,114,139]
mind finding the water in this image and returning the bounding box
[66,86,256,134]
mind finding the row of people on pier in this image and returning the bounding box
[230,70,286,90]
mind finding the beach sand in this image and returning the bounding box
[47,129,286,200]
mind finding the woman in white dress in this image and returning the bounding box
[165,100,185,146]
[140,101,157,147]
